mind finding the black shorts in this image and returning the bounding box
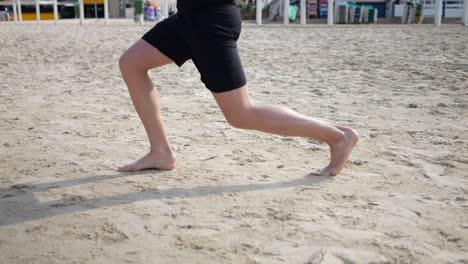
[141,4,247,93]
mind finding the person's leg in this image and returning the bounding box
[118,39,176,171]
[212,85,359,176]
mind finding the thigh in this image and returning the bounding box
[191,40,247,93]
[212,85,251,119]
[123,39,174,70]
[188,4,246,93]
[141,14,192,67]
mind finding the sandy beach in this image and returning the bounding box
[1,22,468,263]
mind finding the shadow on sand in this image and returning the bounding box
[0,171,330,226]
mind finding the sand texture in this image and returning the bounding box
[1,22,468,263]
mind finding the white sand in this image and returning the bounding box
[0,22,468,263]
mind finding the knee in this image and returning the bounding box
[119,52,133,72]
[119,51,144,73]
[225,107,255,130]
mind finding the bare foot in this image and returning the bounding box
[118,152,176,172]
[322,127,359,176]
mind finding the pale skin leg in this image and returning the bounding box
[118,40,358,175]
[211,87,359,176]
[118,40,176,171]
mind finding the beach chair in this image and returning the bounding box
[347,2,362,23]
[289,4,299,21]
[402,0,424,24]
[414,2,424,23]
[402,1,415,24]
[335,4,349,24]
[144,6,155,21]
[362,5,378,23]
[134,0,144,24]
[308,0,318,18]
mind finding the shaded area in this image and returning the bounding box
[0,172,329,226]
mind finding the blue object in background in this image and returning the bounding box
[319,2,328,18]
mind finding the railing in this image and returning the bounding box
[424,0,464,17]
[255,0,467,26]
[1,0,467,26]
[1,0,177,24]
[1,0,103,24]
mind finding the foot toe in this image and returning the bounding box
[118,164,135,172]
[320,166,333,176]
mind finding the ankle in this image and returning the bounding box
[149,146,174,157]
[327,130,346,148]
